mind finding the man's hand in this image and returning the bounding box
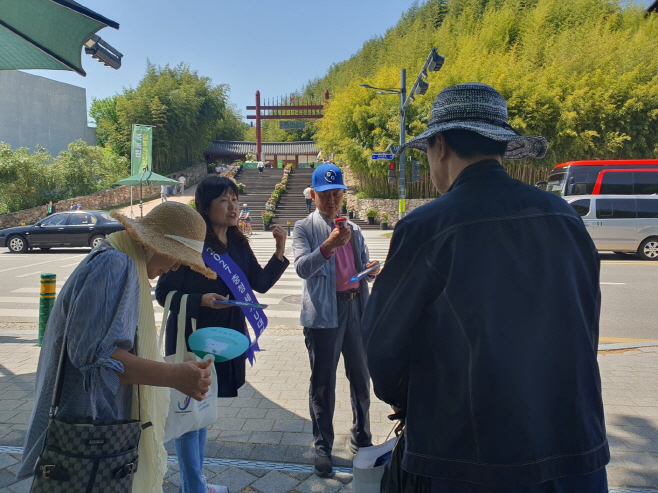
[173,359,213,401]
[366,260,381,277]
[322,224,351,254]
[201,293,231,309]
[270,225,286,260]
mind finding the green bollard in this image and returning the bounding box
[39,274,56,347]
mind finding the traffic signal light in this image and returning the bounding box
[412,161,421,183]
[387,162,396,186]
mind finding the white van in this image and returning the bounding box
[565,195,658,260]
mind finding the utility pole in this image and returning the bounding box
[398,69,407,220]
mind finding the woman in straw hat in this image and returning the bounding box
[156,176,289,493]
[19,202,217,493]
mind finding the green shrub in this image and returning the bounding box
[365,208,378,218]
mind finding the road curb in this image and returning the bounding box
[599,341,658,352]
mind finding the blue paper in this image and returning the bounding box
[213,299,268,310]
[346,262,384,284]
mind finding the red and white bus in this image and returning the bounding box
[537,160,658,197]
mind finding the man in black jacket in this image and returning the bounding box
[362,83,609,491]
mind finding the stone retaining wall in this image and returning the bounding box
[0,163,208,229]
[346,197,434,227]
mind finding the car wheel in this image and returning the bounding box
[90,234,105,249]
[7,235,28,253]
[638,237,658,261]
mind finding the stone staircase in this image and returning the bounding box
[235,167,283,228]
[272,168,316,226]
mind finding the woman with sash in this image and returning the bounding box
[156,176,289,493]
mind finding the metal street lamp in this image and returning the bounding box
[361,48,445,219]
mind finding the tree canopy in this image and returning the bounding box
[90,62,246,174]
[302,0,658,195]
[0,141,128,214]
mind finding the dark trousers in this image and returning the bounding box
[305,198,312,213]
[304,297,371,456]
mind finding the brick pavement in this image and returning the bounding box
[0,331,656,492]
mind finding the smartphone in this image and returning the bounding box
[335,217,347,230]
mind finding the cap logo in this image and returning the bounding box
[325,170,337,183]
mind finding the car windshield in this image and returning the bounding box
[546,172,566,196]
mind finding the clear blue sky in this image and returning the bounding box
[24,0,421,124]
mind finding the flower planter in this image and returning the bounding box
[367,217,375,225]
[348,211,354,219]
[340,206,347,214]
[263,221,270,231]
[380,222,388,230]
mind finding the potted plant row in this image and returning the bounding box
[380,212,389,230]
[365,208,378,225]
[261,164,293,229]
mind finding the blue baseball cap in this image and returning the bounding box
[312,163,348,192]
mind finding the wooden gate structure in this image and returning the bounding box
[246,90,329,160]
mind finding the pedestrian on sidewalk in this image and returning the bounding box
[156,176,289,493]
[18,202,217,492]
[161,184,168,202]
[258,160,264,175]
[46,200,55,216]
[292,163,381,478]
[303,184,313,213]
[363,83,609,491]
[179,174,187,194]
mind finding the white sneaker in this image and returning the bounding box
[203,476,228,493]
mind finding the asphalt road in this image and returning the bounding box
[0,241,656,341]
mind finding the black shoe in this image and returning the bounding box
[313,454,334,477]
[349,438,372,454]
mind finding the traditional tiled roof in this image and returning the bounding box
[649,0,658,12]
[205,141,319,155]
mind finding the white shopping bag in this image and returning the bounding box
[352,436,397,493]
[160,292,218,443]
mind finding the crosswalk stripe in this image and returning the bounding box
[12,287,62,294]
[0,297,39,304]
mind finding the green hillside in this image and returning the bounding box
[299,0,658,194]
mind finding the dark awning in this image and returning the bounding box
[0,0,119,76]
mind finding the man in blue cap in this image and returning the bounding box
[292,163,381,478]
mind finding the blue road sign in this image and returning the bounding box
[371,154,394,160]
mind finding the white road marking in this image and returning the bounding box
[61,262,82,268]
[11,288,61,294]
[600,282,626,285]
[0,255,84,274]
[0,297,39,304]
[0,309,40,317]
[262,288,302,295]
[269,280,302,287]
[15,271,47,278]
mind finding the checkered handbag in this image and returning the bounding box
[30,330,146,493]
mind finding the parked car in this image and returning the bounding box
[565,195,658,260]
[0,210,125,253]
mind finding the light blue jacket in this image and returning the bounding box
[293,209,372,328]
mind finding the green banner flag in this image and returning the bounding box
[131,125,153,175]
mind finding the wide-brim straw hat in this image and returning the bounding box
[394,83,548,160]
[111,202,216,279]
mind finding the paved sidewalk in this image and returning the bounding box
[0,331,656,492]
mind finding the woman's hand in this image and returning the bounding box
[173,359,213,401]
[366,260,381,277]
[201,293,231,309]
[270,225,286,260]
